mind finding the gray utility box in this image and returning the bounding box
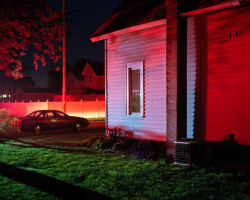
[174,140,206,166]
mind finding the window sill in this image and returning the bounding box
[126,114,145,118]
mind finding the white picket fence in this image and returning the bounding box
[0,100,105,119]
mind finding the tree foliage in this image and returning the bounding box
[0,0,63,79]
[0,109,19,133]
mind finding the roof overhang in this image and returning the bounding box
[90,19,167,42]
[180,0,240,17]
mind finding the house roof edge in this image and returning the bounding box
[180,0,240,17]
[90,19,166,42]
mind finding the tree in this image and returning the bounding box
[47,63,71,90]
[0,0,63,79]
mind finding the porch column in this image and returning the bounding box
[166,0,178,157]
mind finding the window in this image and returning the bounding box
[27,111,43,118]
[89,74,92,85]
[56,111,68,119]
[45,112,55,119]
[127,61,144,117]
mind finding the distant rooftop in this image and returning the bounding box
[70,61,104,79]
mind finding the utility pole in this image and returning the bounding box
[62,0,66,112]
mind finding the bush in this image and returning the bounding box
[0,109,19,134]
[86,136,166,160]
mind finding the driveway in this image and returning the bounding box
[3,121,105,147]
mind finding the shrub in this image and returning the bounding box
[86,136,166,160]
[0,109,19,134]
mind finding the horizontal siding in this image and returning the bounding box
[188,6,250,145]
[107,24,167,141]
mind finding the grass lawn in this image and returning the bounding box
[0,136,250,200]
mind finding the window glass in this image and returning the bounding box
[89,74,92,84]
[127,61,144,117]
[131,69,140,113]
[27,111,36,118]
[45,112,55,119]
[36,112,44,119]
[27,111,42,118]
[56,111,67,118]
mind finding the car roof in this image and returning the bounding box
[33,110,63,113]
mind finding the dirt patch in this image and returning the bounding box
[1,121,105,148]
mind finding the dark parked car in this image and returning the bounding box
[15,110,90,134]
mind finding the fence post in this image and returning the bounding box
[22,100,25,116]
[15,100,17,116]
[81,99,83,118]
[96,99,99,119]
[8,101,10,113]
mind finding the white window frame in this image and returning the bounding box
[126,61,144,117]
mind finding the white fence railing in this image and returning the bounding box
[0,100,105,119]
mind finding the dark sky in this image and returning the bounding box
[27,0,123,87]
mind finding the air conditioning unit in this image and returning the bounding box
[174,140,206,166]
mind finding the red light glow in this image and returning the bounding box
[200,7,250,145]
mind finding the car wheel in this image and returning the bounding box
[33,124,43,134]
[74,121,83,132]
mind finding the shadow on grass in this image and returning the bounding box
[0,134,94,155]
[0,162,112,200]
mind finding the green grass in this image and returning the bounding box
[87,117,105,121]
[0,137,250,200]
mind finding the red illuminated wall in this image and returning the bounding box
[190,6,250,145]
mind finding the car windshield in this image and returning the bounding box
[26,111,43,118]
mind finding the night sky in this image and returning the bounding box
[27,0,123,87]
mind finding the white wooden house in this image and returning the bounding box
[91,0,250,156]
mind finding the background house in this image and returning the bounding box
[14,88,60,102]
[66,62,104,95]
[54,62,105,102]
[91,0,250,156]
[0,73,35,102]
[66,71,84,95]
[81,62,105,90]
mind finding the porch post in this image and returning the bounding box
[166,0,178,157]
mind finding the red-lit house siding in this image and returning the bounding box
[66,71,83,95]
[82,63,105,90]
[97,76,105,90]
[106,24,167,141]
[82,63,98,90]
[187,6,250,145]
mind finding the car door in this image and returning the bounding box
[55,111,72,129]
[43,111,57,130]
